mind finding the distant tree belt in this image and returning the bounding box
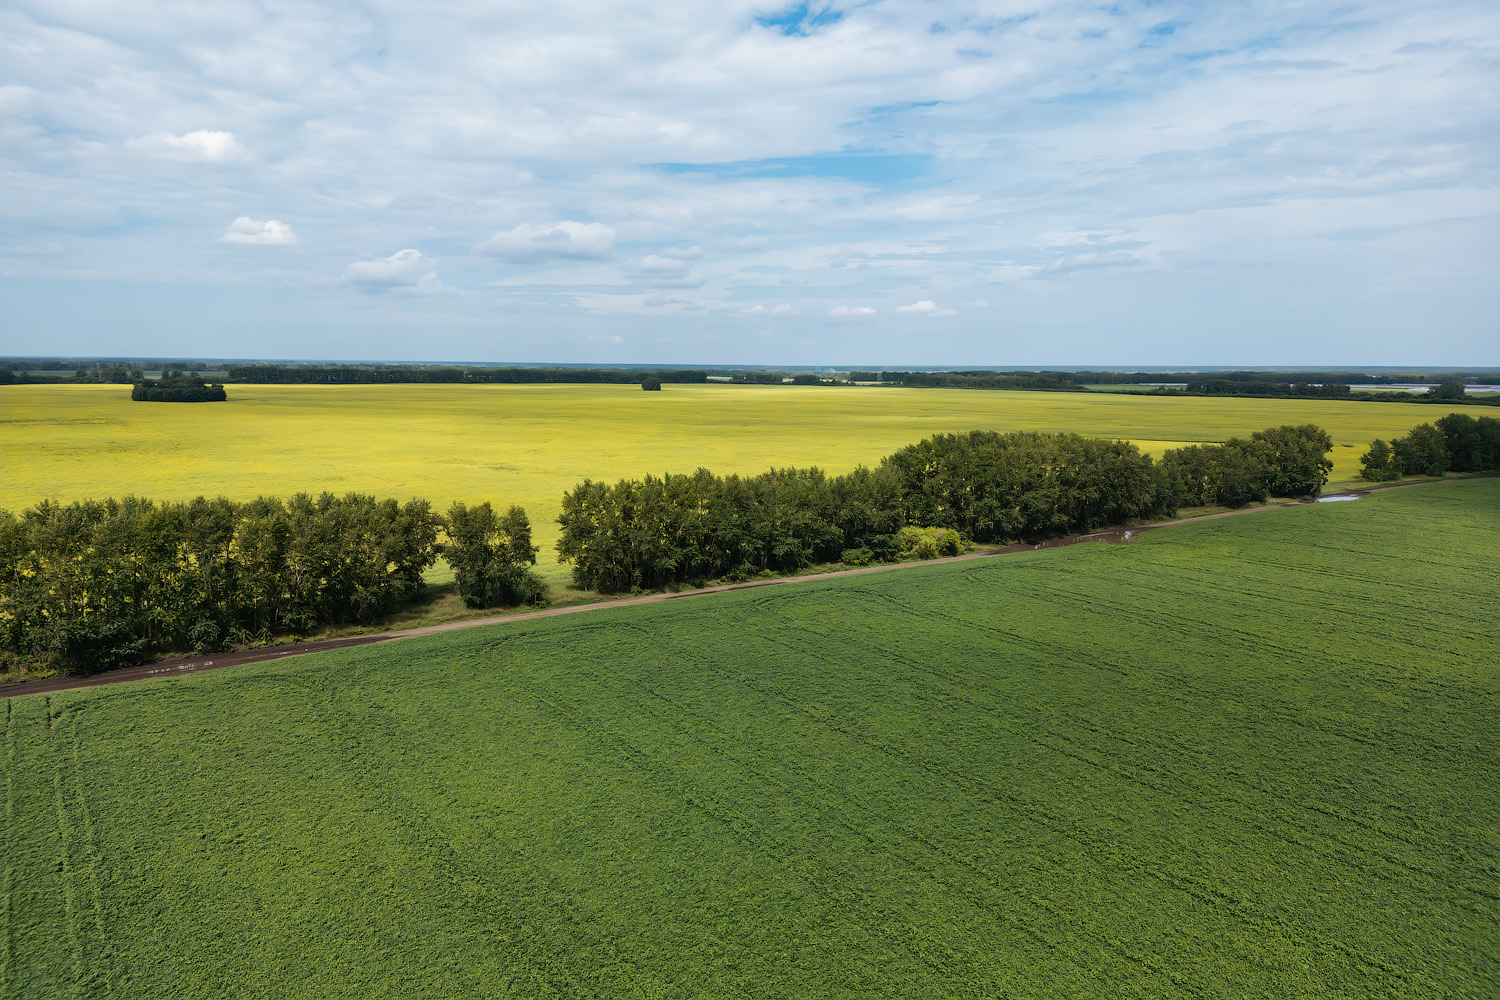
[0,493,542,673]
[1179,377,1498,405]
[1066,370,1492,386]
[870,371,1497,391]
[556,424,1336,593]
[883,371,1084,391]
[131,376,228,402]
[1183,379,1354,398]
[223,365,709,384]
[1360,413,1500,480]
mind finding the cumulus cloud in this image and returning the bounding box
[342,249,445,293]
[896,299,958,317]
[219,217,298,246]
[131,130,246,162]
[2,1,1495,361]
[830,305,877,318]
[478,221,616,261]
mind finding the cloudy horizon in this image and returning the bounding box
[1,1,1496,365]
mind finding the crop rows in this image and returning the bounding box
[0,479,1495,997]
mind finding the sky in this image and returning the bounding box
[1,0,1496,366]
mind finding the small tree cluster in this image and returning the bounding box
[0,493,446,671]
[131,376,228,402]
[557,466,900,592]
[1162,425,1334,507]
[882,431,1177,541]
[444,502,545,608]
[1361,414,1500,480]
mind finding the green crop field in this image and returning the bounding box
[3,479,1496,998]
[0,383,1471,577]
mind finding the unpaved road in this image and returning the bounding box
[0,478,1474,698]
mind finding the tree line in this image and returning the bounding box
[0,494,543,672]
[222,365,711,384]
[1360,413,1500,480]
[1184,379,1354,399]
[556,424,1336,593]
[878,371,1084,391]
[1179,377,1498,406]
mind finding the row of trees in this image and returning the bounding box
[1184,379,1354,399]
[223,365,710,384]
[0,494,543,671]
[1178,378,1498,407]
[1360,413,1500,480]
[878,371,1084,391]
[556,425,1335,593]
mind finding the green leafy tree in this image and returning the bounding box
[1244,424,1334,497]
[1392,424,1450,476]
[1434,413,1487,471]
[444,502,544,608]
[1359,439,1400,481]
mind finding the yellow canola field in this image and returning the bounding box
[0,383,1463,568]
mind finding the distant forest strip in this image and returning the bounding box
[221,364,716,384]
[1175,377,1500,406]
[0,494,543,673]
[555,424,1336,593]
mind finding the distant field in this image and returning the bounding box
[3,479,1495,998]
[0,383,1470,574]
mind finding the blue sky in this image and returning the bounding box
[0,0,1496,365]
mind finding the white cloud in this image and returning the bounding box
[830,305,877,318]
[741,302,797,316]
[628,253,704,288]
[342,249,445,294]
[219,217,298,246]
[131,130,246,162]
[0,86,39,117]
[477,221,616,261]
[1041,251,1144,276]
[2,1,1496,362]
[896,299,958,317]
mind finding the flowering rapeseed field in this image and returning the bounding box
[0,382,1461,570]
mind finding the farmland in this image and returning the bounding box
[3,478,1496,998]
[0,383,1471,577]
